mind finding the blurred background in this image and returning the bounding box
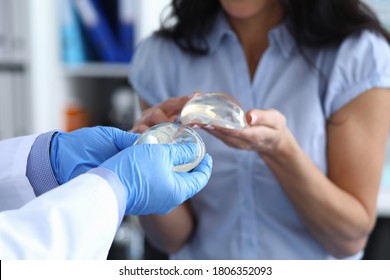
[0,0,388,259]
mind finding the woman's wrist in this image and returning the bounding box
[259,129,299,165]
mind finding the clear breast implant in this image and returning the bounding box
[133,122,206,172]
[180,92,248,129]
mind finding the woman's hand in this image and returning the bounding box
[204,108,292,156]
[131,96,191,133]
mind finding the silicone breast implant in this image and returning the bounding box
[133,122,206,172]
[180,92,248,129]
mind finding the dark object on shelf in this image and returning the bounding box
[143,237,168,260]
[363,217,390,260]
[107,242,130,260]
[72,0,133,63]
[108,86,140,131]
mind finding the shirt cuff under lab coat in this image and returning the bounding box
[26,131,60,196]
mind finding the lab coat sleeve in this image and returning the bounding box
[0,134,39,211]
[0,171,125,259]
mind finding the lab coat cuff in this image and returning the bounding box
[87,167,126,228]
[26,131,60,196]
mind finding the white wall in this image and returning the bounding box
[28,0,68,133]
[137,0,171,43]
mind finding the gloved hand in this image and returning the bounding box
[50,126,139,185]
[100,143,213,215]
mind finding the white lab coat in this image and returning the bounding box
[0,135,121,259]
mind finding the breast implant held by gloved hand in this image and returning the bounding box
[180,92,248,129]
[133,122,206,172]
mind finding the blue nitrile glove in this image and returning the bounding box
[99,143,213,215]
[50,126,139,185]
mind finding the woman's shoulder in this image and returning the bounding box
[321,29,390,118]
[318,29,390,78]
[129,34,181,80]
[337,29,390,60]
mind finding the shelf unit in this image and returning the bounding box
[64,63,130,78]
[3,0,170,135]
[57,0,170,132]
[0,0,30,140]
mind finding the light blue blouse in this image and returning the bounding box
[129,11,390,259]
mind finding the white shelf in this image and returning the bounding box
[0,60,26,67]
[64,63,130,78]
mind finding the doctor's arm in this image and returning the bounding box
[0,126,139,211]
[0,171,124,259]
[0,142,212,259]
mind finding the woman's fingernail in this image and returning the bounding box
[189,91,202,99]
[204,125,215,130]
[250,113,257,125]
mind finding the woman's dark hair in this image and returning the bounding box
[157,0,390,55]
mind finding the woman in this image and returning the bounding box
[129,0,390,259]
